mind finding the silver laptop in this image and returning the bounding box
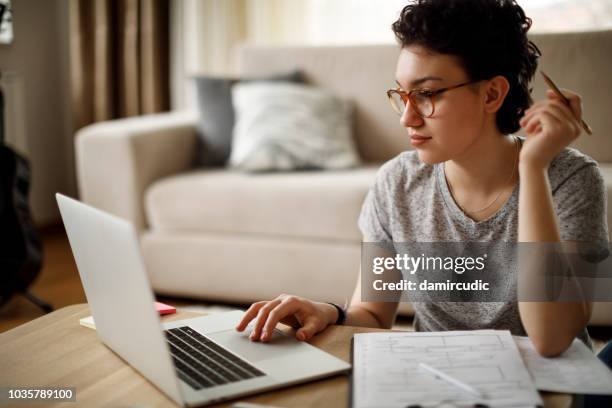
[56,193,350,407]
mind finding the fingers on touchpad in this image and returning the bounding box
[208,329,304,362]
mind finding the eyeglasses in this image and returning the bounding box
[387,80,480,118]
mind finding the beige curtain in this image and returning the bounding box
[70,0,170,131]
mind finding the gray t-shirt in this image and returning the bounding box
[358,145,608,347]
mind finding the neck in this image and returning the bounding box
[444,130,518,196]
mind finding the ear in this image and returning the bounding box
[482,75,510,113]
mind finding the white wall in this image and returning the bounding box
[0,0,75,226]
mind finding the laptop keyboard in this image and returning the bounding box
[165,326,265,390]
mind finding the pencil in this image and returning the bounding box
[418,362,488,400]
[540,70,593,135]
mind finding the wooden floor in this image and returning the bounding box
[1,227,610,354]
[0,226,86,333]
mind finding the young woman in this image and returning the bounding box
[235,0,607,357]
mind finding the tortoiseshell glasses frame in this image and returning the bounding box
[387,80,481,118]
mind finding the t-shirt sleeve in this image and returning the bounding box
[358,166,394,243]
[554,163,609,244]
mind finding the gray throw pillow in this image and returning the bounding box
[194,71,304,167]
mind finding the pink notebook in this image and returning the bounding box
[155,301,176,315]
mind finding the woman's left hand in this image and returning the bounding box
[519,89,584,170]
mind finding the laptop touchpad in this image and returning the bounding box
[206,329,304,363]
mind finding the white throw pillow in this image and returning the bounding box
[229,82,360,171]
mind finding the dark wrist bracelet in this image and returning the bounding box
[327,302,346,325]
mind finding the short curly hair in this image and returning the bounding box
[392,0,541,134]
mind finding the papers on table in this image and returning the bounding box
[352,330,542,408]
[79,315,96,330]
[79,302,177,331]
[515,336,612,395]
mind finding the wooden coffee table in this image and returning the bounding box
[0,304,571,407]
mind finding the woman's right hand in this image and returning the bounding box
[235,294,339,343]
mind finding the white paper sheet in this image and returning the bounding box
[79,315,96,329]
[514,336,612,394]
[352,330,542,408]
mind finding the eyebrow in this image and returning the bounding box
[395,76,443,89]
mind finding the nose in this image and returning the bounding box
[399,101,424,128]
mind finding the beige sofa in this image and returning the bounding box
[76,30,612,324]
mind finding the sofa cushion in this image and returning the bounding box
[145,166,379,241]
[194,71,305,167]
[230,82,360,171]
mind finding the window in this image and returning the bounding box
[172,0,612,109]
[246,0,612,46]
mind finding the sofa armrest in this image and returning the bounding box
[76,111,198,230]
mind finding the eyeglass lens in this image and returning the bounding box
[389,91,434,117]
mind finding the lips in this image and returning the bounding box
[410,134,432,146]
